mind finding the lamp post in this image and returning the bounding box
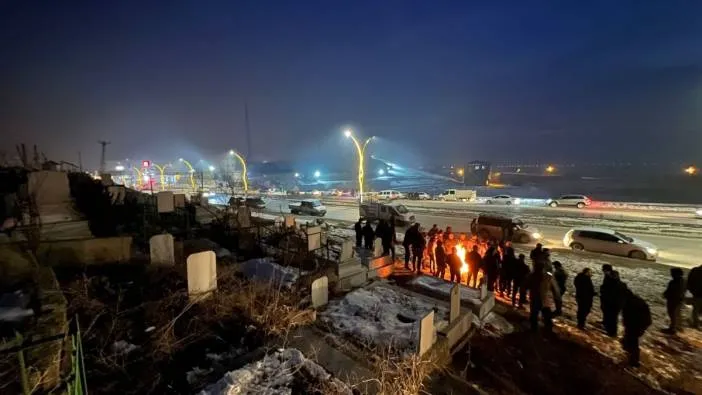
[344,129,374,203]
[132,167,143,189]
[228,150,249,195]
[178,158,197,191]
[153,164,169,191]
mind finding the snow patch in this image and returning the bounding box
[240,257,299,288]
[200,348,352,395]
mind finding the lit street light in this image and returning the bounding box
[178,158,197,191]
[684,166,697,175]
[208,165,216,172]
[294,172,300,178]
[314,170,321,178]
[457,168,465,184]
[545,165,555,174]
[344,128,374,202]
[378,169,384,176]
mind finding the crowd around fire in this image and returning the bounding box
[354,218,702,368]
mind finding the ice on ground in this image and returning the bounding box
[474,312,514,337]
[319,285,449,353]
[200,348,352,395]
[240,257,299,288]
[410,275,483,306]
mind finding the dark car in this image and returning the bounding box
[245,197,266,209]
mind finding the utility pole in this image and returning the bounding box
[244,102,252,160]
[98,141,110,174]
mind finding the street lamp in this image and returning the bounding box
[545,165,555,174]
[228,150,249,194]
[178,158,197,191]
[344,129,374,202]
[684,166,697,175]
[294,172,300,178]
[208,165,215,172]
[457,168,465,184]
[314,170,321,178]
[153,163,170,191]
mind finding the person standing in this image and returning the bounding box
[428,224,439,238]
[541,248,553,274]
[435,239,447,279]
[530,243,543,262]
[466,245,482,288]
[363,221,375,250]
[574,268,595,329]
[687,264,702,329]
[354,218,363,248]
[663,268,686,334]
[622,290,652,367]
[388,216,397,261]
[483,247,500,292]
[600,265,624,337]
[448,246,462,283]
[526,261,561,333]
[500,246,516,297]
[413,229,426,274]
[512,254,529,307]
[427,235,437,274]
[552,261,568,316]
[403,225,416,270]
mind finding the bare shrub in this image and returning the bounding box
[360,345,444,395]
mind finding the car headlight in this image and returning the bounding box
[514,198,521,205]
[532,232,542,239]
[645,247,657,255]
[696,209,702,216]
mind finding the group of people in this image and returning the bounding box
[353,219,702,368]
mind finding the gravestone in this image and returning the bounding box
[480,283,488,300]
[373,241,383,258]
[237,206,251,228]
[339,240,355,262]
[186,251,217,299]
[157,192,175,213]
[311,276,329,308]
[174,194,186,208]
[283,214,295,228]
[417,310,435,356]
[306,226,321,251]
[150,234,175,265]
[450,284,460,323]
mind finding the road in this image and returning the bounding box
[264,198,701,269]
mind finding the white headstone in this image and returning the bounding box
[373,241,383,257]
[339,240,355,262]
[186,251,217,299]
[283,214,296,228]
[311,276,329,308]
[150,234,175,265]
[157,192,175,213]
[174,194,186,208]
[417,310,435,356]
[305,226,321,236]
[450,284,460,323]
[480,283,488,300]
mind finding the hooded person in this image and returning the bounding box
[574,268,596,329]
[435,239,447,279]
[526,260,561,333]
[466,245,482,288]
[663,267,686,334]
[622,289,652,367]
[688,264,702,328]
[600,264,623,337]
[448,246,462,283]
[354,218,363,248]
[513,254,530,307]
[363,221,375,250]
[552,261,568,316]
[413,227,426,274]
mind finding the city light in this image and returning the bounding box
[178,158,197,190]
[546,165,555,173]
[378,169,385,175]
[208,165,215,171]
[114,165,125,171]
[142,160,151,168]
[314,170,321,178]
[684,166,697,175]
[344,128,374,202]
[294,172,300,178]
[457,168,464,176]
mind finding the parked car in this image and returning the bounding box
[360,202,415,225]
[485,195,520,205]
[289,199,327,216]
[470,214,542,243]
[436,189,477,202]
[563,227,657,260]
[406,192,432,200]
[547,194,591,208]
[245,197,266,209]
[695,208,702,218]
[377,190,403,200]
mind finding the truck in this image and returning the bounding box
[289,199,327,216]
[436,189,477,202]
[359,202,415,225]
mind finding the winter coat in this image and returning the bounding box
[435,242,446,267]
[622,292,652,335]
[362,224,375,241]
[687,266,702,297]
[663,277,686,306]
[403,228,416,247]
[483,252,500,277]
[514,259,529,283]
[467,251,482,271]
[448,253,462,272]
[554,267,568,294]
[527,271,561,309]
[600,272,624,311]
[529,247,543,262]
[354,222,363,238]
[574,273,595,301]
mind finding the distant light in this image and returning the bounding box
[344,129,352,138]
[208,165,215,171]
[314,170,321,178]
[378,169,385,175]
[142,160,151,168]
[229,150,235,155]
[294,172,300,178]
[114,165,125,171]
[546,165,555,173]
[457,168,464,176]
[178,158,184,162]
[684,166,697,175]
[143,175,150,182]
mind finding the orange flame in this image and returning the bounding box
[456,244,469,274]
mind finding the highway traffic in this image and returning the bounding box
[262,198,702,269]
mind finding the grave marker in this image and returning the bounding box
[186,251,217,299]
[311,276,329,308]
[339,240,355,262]
[174,194,186,208]
[373,241,383,258]
[417,310,435,356]
[157,192,175,213]
[450,284,460,323]
[283,214,295,228]
[306,226,321,251]
[480,283,488,300]
[150,234,175,265]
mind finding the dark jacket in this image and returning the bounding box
[403,227,418,247]
[622,291,652,335]
[663,277,686,306]
[554,267,568,294]
[574,272,595,301]
[514,258,529,283]
[687,266,702,297]
[467,251,482,271]
[448,253,462,271]
[435,241,446,266]
[600,272,625,311]
[354,222,363,237]
[362,223,375,240]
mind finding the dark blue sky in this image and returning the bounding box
[1,1,701,168]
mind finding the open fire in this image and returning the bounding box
[456,244,469,274]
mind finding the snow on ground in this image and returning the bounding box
[319,284,449,353]
[200,348,352,395]
[240,257,300,288]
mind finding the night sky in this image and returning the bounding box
[1,1,701,168]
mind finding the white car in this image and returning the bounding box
[377,190,403,200]
[563,227,658,261]
[417,192,431,200]
[547,194,591,208]
[485,195,520,205]
[695,208,702,218]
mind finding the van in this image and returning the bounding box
[470,214,542,243]
[377,190,404,200]
[360,202,415,225]
[437,189,476,202]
